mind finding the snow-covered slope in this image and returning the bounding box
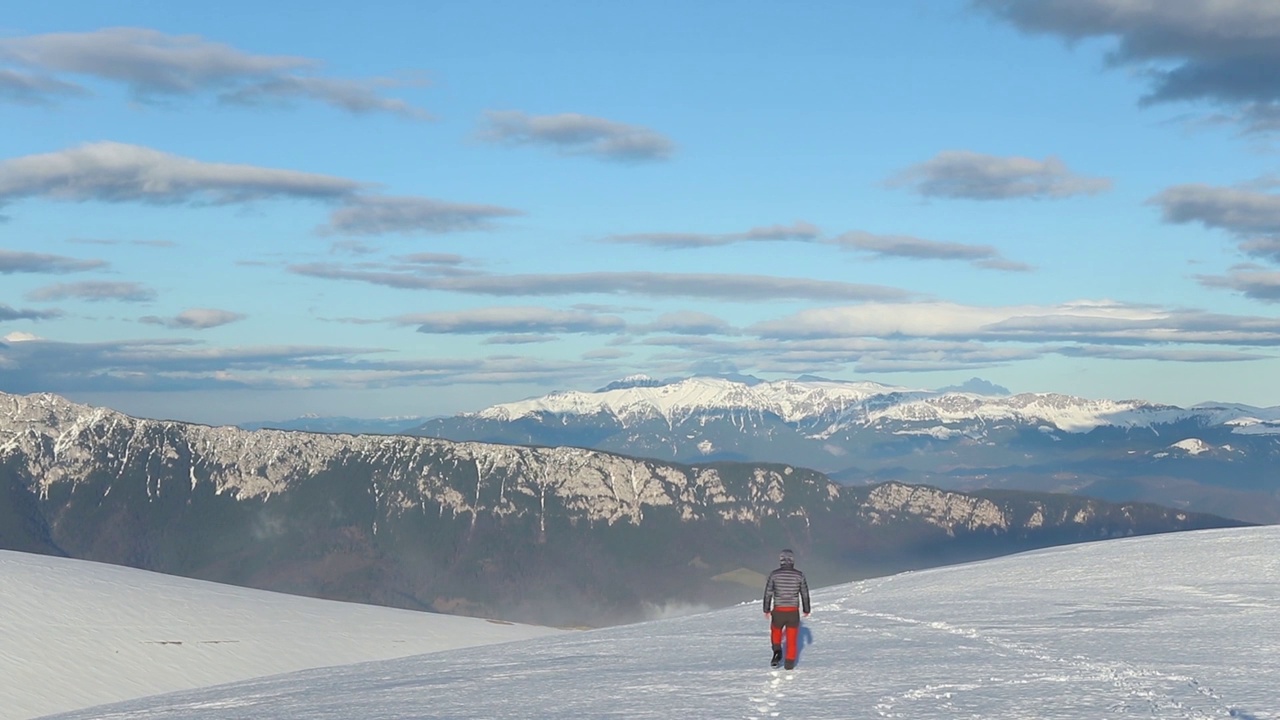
[29,526,1279,720]
[0,552,559,720]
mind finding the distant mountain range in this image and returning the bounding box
[239,414,431,435]
[408,375,1280,524]
[0,389,1246,627]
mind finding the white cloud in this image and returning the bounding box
[25,280,156,303]
[751,300,1280,345]
[0,249,105,274]
[321,195,522,236]
[975,0,1280,133]
[1197,268,1280,302]
[890,151,1112,200]
[478,110,675,162]
[1241,237,1280,263]
[291,264,914,302]
[393,307,627,335]
[829,231,1034,271]
[638,311,734,335]
[0,142,360,206]
[140,308,248,330]
[1152,184,1280,235]
[219,75,431,120]
[0,67,85,104]
[0,304,61,321]
[603,221,820,249]
[0,27,428,118]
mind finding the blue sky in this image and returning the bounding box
[3,0,1280,424]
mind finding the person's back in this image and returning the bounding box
[764,565,807,609]
[762,549,810,669]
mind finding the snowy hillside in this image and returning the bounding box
[0,552,559,720]
[23,526,1280,720]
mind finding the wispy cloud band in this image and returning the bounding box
[602,222,819,249]
[139,308,247,330]
[25,280,156,303]
[751,300,1280,346]
[478,110,675,162]
[0,142,360,206]
[890,151,1112,200]
[829,231,1033,271]
[0,304,62,321]
[394,307,627,335]
[1153,184,1280,235]
[321,195,523,236]
[290,264,914,301]
[0,249,105,274]
[0,27,429,118]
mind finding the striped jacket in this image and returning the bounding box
[763,566,811,613]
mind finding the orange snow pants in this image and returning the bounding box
[770,607,801,661]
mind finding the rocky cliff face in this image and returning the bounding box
[0,391,1245,627]
[3,392,835,527]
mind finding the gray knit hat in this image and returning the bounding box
[779,549,795,567]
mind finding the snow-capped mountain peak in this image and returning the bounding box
[469,376,1205,434]
[596,374,665,392]
[474,376,915,425]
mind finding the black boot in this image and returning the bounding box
[784,658,796,670]
[770,646,782,668]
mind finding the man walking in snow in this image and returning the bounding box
[763,548,810,670]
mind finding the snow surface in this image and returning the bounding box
[14,526,1280,719]
[0,553,559,720]
[1170,438,1212,455]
